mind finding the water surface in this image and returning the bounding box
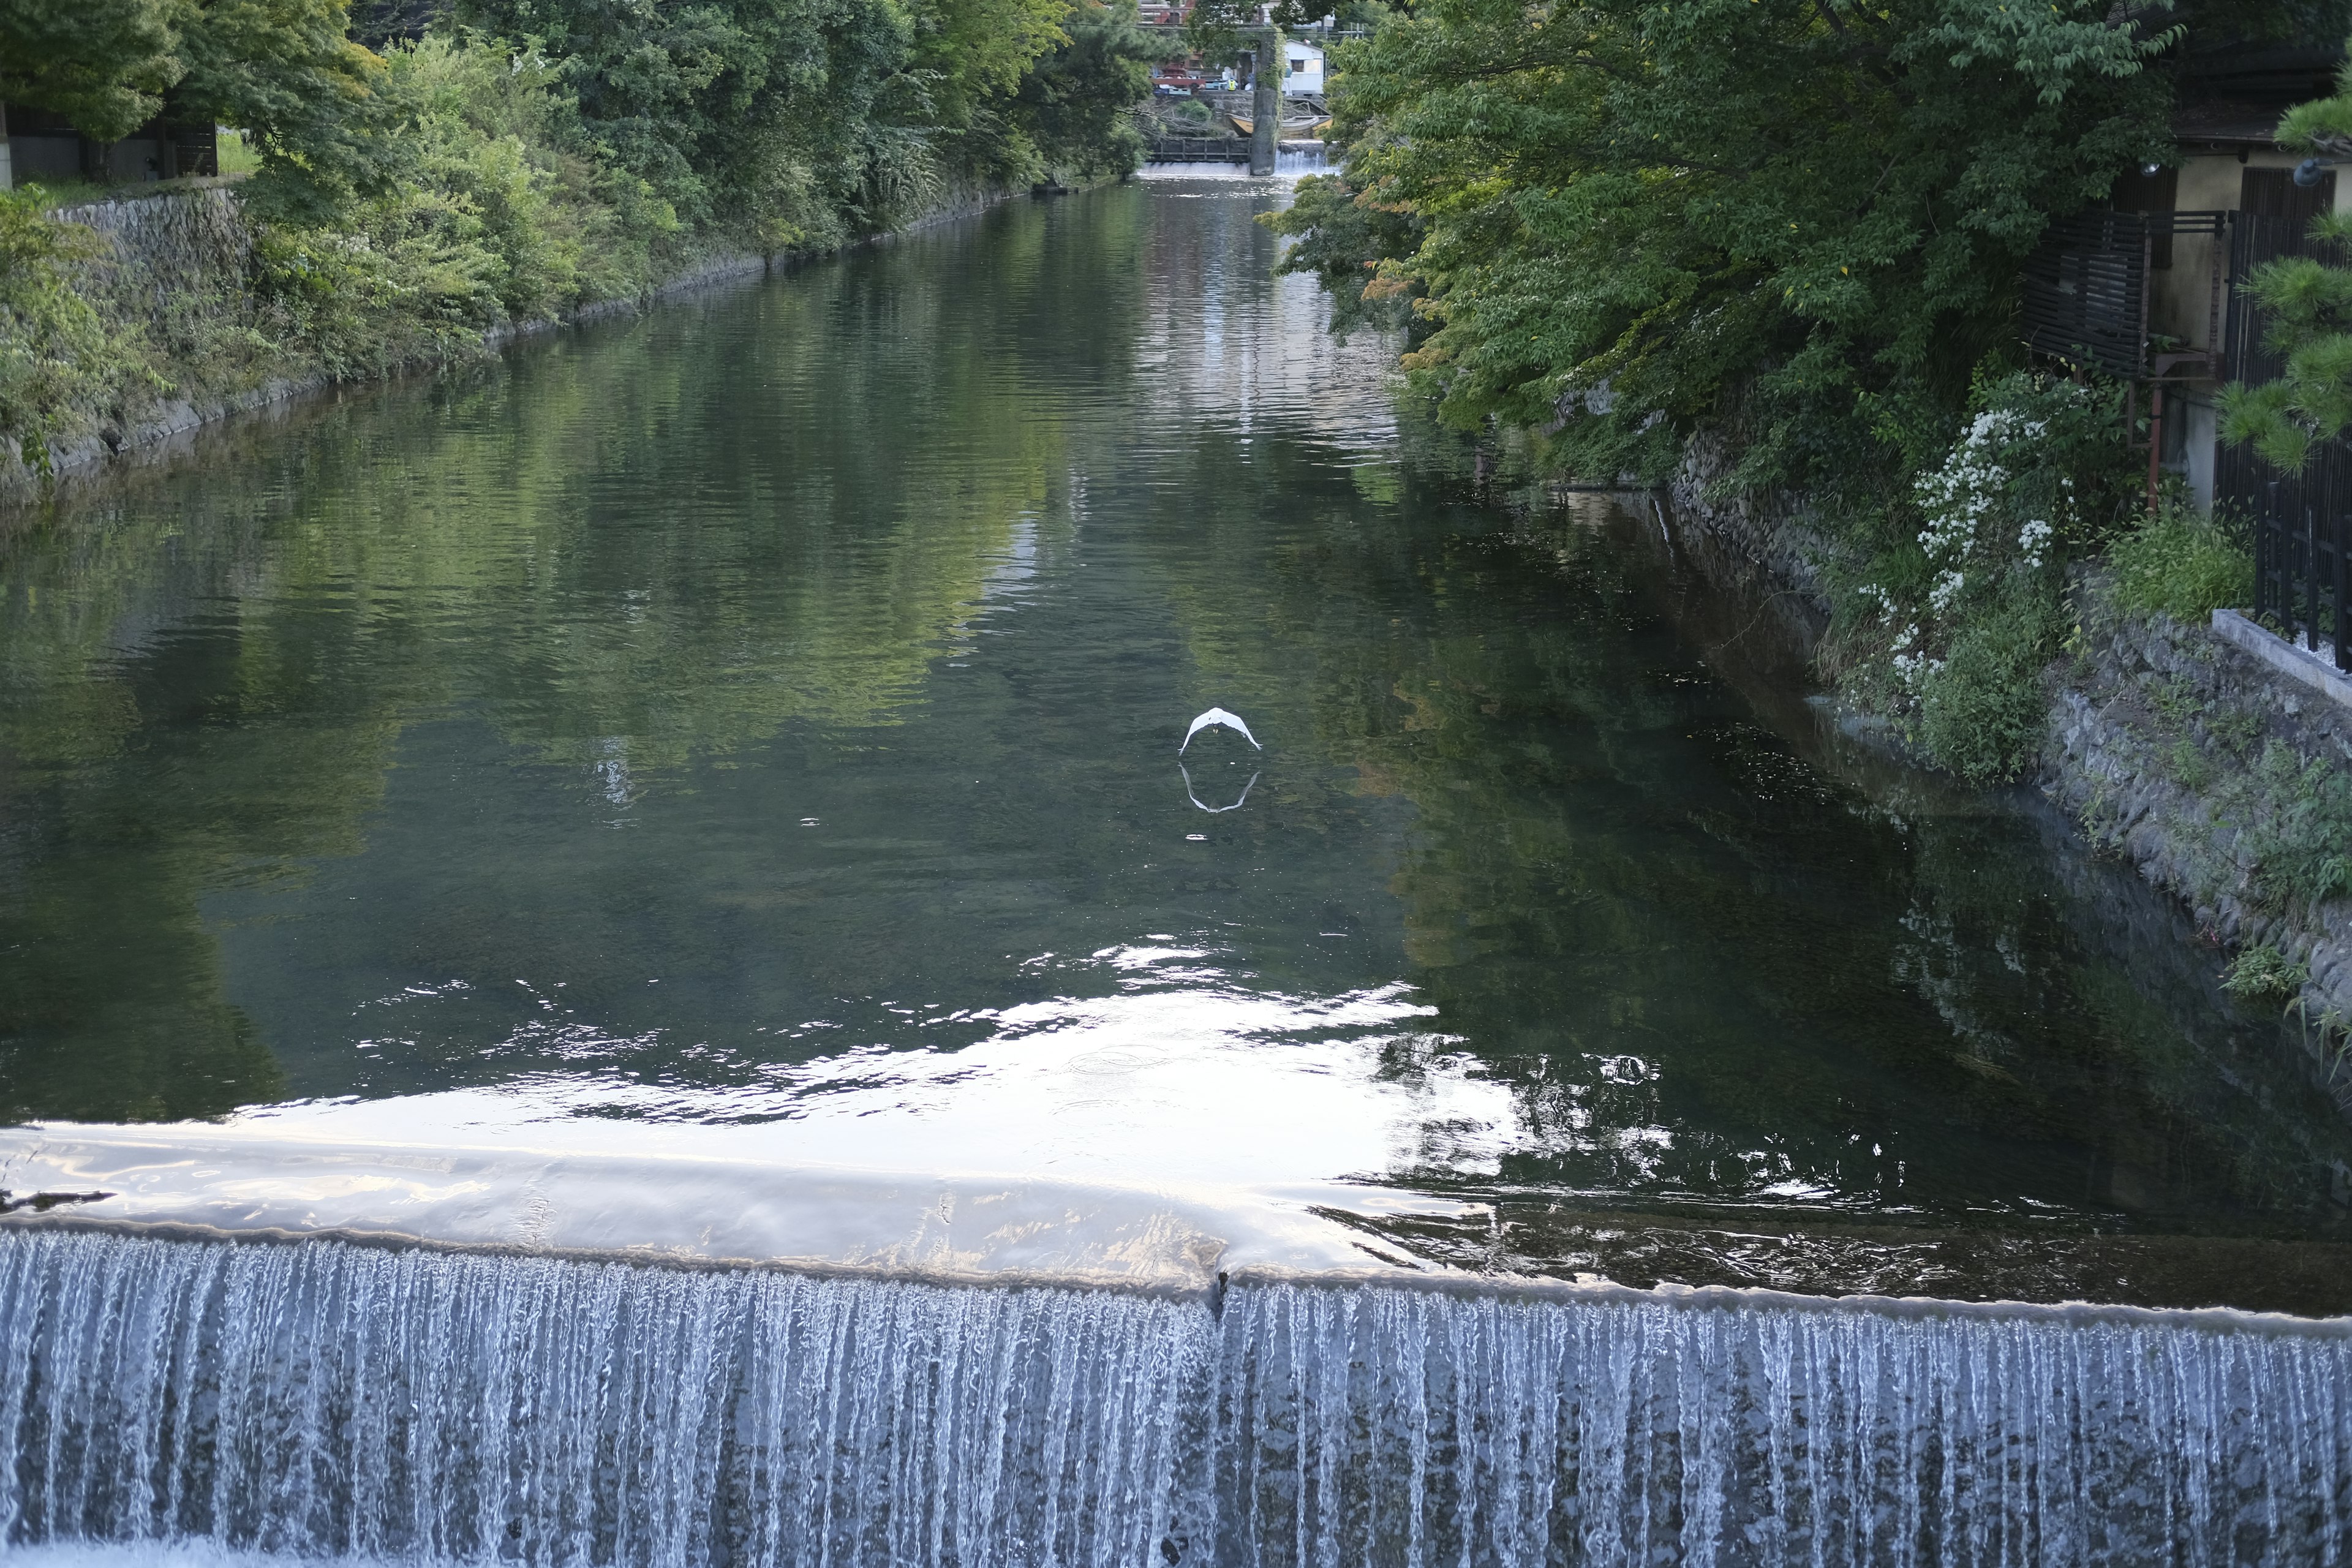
[4,179,2349,1306]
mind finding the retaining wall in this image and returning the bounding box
[1662,461,2352,1097]
[6,178,1019,506]
[2044,596,2352,1042]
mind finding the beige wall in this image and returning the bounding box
[2146,150,2345,510]
[2150,149,2352,351]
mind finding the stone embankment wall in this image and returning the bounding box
[26,186,291,489]
[53,186,253,320]
[1665,459,2352,1099]
[9,178,1015,504]
[2045,603,2352,1035]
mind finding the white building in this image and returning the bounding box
[1282,41,1324,96]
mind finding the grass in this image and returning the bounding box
[21,179,116,213]
[2109,502,2255,622]
[2222,943,2307,1004]
[217,128,261,178]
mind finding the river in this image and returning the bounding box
[7,175,2352,1298]
[3,176,2352,1564]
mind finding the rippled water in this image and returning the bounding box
[3,180,2350,1304]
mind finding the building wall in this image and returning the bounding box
[1283,45,1323,94]
[0,104,216,192]
[2145,149,2350,511]
[8,134,82,185]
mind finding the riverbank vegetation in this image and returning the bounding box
[1265,0,2334,783]
[0,0,1163,481]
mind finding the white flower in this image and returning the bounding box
[2016,518,2053,570]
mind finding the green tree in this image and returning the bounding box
[0,0,387,216]
[176,0,392,215]
[1267,0,2176,501]
[1008,0,1165,180]
[2219,54,2352,470]
[0,0,185,141]
[458,0,1085,239]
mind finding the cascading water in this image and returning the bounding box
[1209,1281,2352,1567]
[2,1231,2347,1567]
[0,1232,1210,1568]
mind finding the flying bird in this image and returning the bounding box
[1180,707,1261,754]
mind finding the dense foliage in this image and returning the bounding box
[0,0,1163,476]
[0,194,141,476]
[2108,500,2255,620]
[1820,371,2139,781]
[1265,0,2337,780]
[1272,0,2179,494]
[431,0,1158,232]
[0,0,184,141]
[0,0,386,213]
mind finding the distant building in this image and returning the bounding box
[2019,39,2348,512]
[1283,40,1324,95]
[0,102,217,190]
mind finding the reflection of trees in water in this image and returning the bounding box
[5,174,2346,1247]
[0,197,1152,1123]
[1145,434,2352,1231]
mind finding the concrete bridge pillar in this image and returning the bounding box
[1250,31,1278,176]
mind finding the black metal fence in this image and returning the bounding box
[1145,138,1250,164]
[2212,214,2351,668]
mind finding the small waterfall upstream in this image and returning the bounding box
[2,1230,2346,1567]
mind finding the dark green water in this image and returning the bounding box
[5,179,2350,1305]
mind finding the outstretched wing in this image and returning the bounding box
[1180,707,1262,753]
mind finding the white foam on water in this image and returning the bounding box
[0,1102,1489,1286]
[0,1542,384,1568]
[2,1231,2346,1566]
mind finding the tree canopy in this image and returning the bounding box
[0,0,186,141]
[1275,1,2352,495]
[1272,0,2181,499]
[0,0,385,211]
[2219,56,2352,469]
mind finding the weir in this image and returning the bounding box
[4,1229,2348,1567]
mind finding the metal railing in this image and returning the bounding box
[1145,137,1251,163]
[2212,213,2351,669]
[2217,448,2351,669]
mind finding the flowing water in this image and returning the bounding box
[4,179,2352,1561]
[4,1232,2349,1567]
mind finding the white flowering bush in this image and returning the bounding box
[1833,372,2134,782]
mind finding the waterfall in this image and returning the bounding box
[4,1231,2348,1567]
[0,1233,1210,1568]
[1210,1281,2351,1567]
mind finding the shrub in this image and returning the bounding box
[251,34,683,380]
[1913,583,2067,785]
[2246,744,2352,912]
[2109,502,2254,622]
[0,190,152,473]
[2222,943,2308,1005]
[1831,369,2132,782]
